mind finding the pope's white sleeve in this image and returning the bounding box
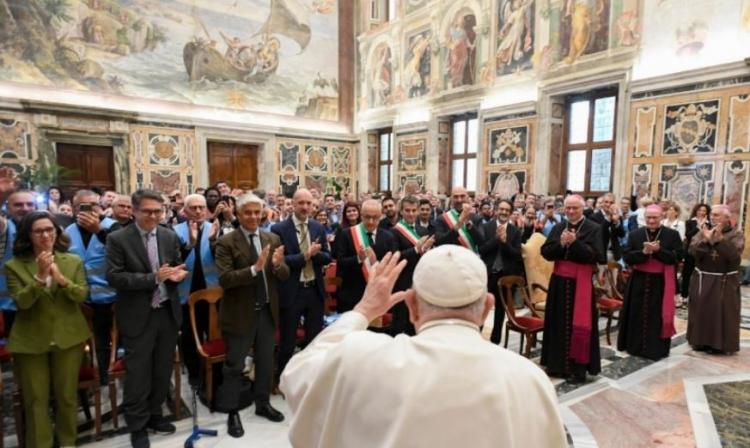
[279,311,369,413]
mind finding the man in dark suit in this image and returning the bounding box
[271,188,331,381]
[378,196,399,230]
[214,193,289,438]
[416,198,436,235]
[588,193,625,262]
[335,199,398,313]
[391,196,434,335]
[478,199,523,345]
[434,187,482,252]
[106,189,188,448]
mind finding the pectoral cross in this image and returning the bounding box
[710,250,719,261]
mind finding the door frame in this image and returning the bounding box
[48,132,127,193]
[196,128,272,190]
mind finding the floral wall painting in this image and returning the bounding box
[558,0,611,64]
[488,126,528,164]
[0,0,340,120]
[662,100,719,155]
[443,9,477,89]
[489,170,526,198]
[496,0,535,76]
[370,43,393,107]
[403,29,432,98]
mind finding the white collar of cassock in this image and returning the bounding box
[418,318,480,334]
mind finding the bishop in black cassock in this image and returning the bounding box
[541,196,604,382]
[618,205,683,360]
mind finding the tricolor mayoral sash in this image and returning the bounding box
[443,209,477,253]
[350,223,375,281]
[393,220,420,246]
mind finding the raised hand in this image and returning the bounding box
[208,219,220,240]
[157,264,174,282]
[353,252,409,322]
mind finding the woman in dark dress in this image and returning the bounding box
[680,203,710,300]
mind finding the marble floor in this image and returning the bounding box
[2,287,748,447]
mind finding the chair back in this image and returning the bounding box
[498,275,541,324]
[602,262,623,300]
[521,233,553,305]
[324,262,340,293]
[188,287,224,357]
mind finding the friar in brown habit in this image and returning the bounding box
[687,204,744,354]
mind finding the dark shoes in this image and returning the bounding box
[228,411,245,438]
[255,402,285,422]
[130,429,150,448]
[146,416,176,435]
[567,372,587,384]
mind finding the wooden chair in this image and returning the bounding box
[188,287,225,409]
[596,261,624,345]
[323,262,341,314]
[499,276,544,358]
[108,307,183,429]
[13,304,103,446]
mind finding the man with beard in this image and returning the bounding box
[617,205,683,360]
[687,204,745,354]
[434,187,482,253]
[541,195,604,383]
[379,196,399,231]
[390,195,434,335]
[416,199,436,235]
[478,199,522,345]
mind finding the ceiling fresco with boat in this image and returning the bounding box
[0,0,340,121]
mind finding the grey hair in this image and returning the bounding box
[112,194,131,205]
[184,194,206,206]
[236,193,265,212]
[73,189,99,205]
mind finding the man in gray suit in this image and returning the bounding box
[106,189,188,448]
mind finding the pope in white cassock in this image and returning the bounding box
[281,245,567,448]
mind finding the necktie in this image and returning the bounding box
[144,232,164,308]
[248,233,269,309]
[367,232,375,246]
[492,225,505,274]
[297,222,315,280]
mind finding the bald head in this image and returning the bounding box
[563,195,584,222]
[450,187,468,211]
[645,205,662,230]
[293,188,314,221]
[361,199,382,232]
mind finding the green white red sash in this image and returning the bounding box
[393,220,420,246]
[444,209,477,253]
[350,223,375,281]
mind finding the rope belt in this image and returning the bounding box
[694,268,738,296]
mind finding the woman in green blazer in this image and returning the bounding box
[6,211,90,448]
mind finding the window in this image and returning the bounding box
[563,90,617,195]
[378,129,394,192]
[450,115,478,192]
[387,0,397,21]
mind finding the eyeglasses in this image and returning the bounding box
[187,205,206,210]
[361,215,380,221]
[32,227,56,237]
[138,208,164,216]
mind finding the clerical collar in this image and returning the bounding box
[418,318,480,334]
[567,216,584,226]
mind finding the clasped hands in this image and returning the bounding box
[560,228,577,247]
[357,247,377,265]
[156,263,189,283]
[36,251,68,287]
[253,245,285,272]
[702,225,723,243]
[642,241,661,255]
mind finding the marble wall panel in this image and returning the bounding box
[728,95,750,153]
[276,138,357,197]
[633,107,657,157]
[482,115,535,196]
[130,125,197,193]
[658,162,715,217]
[722,160,750,229]
[395,132,427,194]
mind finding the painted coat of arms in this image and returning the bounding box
[663,100,719,154]
[489,126,528,164]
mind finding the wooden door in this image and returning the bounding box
[208,142,258,190]
[56,143,115,198]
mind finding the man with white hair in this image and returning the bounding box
[618,205,684,360]
[280,247,566,447]
[687,204,744,354]
[214,193,289,436]
[173,194,220,386]
[334,199,397,312]
[541,194,604,383]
